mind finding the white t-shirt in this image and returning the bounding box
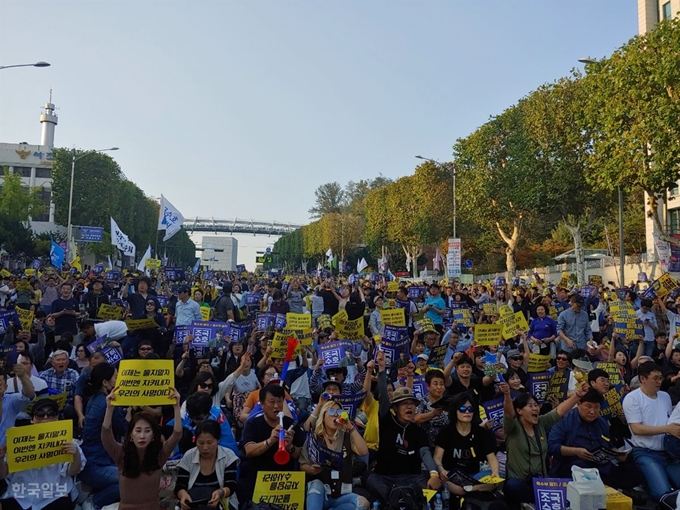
[623,388,672,450]
[95,320,129,341]
[6,375,48,395]
[233,371,259,394]
[669,401,680,425]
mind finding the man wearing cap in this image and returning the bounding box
[557,294,593,352]
[366,351,440,507]
[0,397,85,509]
[174,284,202,326]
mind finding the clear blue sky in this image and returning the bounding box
[0,1,638,265]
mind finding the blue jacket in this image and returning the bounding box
[168,405,238,457]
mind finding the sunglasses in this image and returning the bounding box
[510,356,522,361]
[198,382,214,389]
[326,408,343,417]
[556,357,569,361]
[458,406,474,414]
[139,347,153,351]
[34,410,58,419]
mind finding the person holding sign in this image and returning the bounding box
[0,398,85,510]
[101,387,182,510]
[300,400,370,510]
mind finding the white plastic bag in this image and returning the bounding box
[566,466,607,510]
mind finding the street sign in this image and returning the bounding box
[75,226,104,243]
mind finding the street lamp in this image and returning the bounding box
[0,61,51,70]
[577,57,626,286]
[416,155,457,239]
[67,147,119,257]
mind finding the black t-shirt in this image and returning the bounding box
[375,413,429,476]
[345,301,366,321]
[435,424,495,474]
[318,290,339,316]
[51,298,79,335]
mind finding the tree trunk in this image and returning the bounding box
[564,220,586,285]
[402,244,423,278]
[497,219,521,278]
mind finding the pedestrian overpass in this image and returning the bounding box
[187,217,303,236]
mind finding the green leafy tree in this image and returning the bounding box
[308,182,345,219]
[0,168,45,223]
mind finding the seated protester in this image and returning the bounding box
[443,355,495,413]
[237,384,305,505]
[0,398,85,510]
[175,420,240,510]
[242,367,295,426]
[180,372,221,416]
[662,348,680,399]
[472,347,497,402]
[0,363,35,446]
[414,369,450,449]
[168,393,238,457]
[73,352,106,431]
[365,351,441,507]
[501,379,589,510]
[133,298,169,357]
[354,361,381,459]
[74,342,91,372]
[38,350,79,405]
[300,401,370,510]
[441,328,473,367]
[414,353,430,375]
[309,359,366,397]
[504,342,529,387]
[304,377,343,432]
[587,368,631,447]
[548,389,644,498]
[623,361,680,502]
[433,393,507,510]
[79,363,129,509]
[7,351,48,395]
[101,388,182,510]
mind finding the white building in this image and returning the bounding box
[0,101,59,235]
[639,0,680,258]
[199,236,238,271]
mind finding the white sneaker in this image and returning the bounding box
[81,497,95,510]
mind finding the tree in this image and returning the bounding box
[583,17,680,246]
[308,182,345,219]
[0,213,35,255]
[0,168,45,223]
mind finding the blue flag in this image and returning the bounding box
[192,257,201,275]
[50,238,64,268]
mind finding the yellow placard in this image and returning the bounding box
[0,269,11,277]
[651,273,679,298]
[271,333,303,358]
[387,281,399,292]
[498,304,513,317]
[483,303,498,315]
[286,313,312,330]
[16,280,30,292]
[113,360,175,406]
[124,317,159,331]
[478,475,505,484]
[98,304,124,321]
[200,306,211,321]
[559,271,570,289]
[281,328,313,346]
[24,393,68,414]
[25,269,36,276]
[332,310,364,342]
[7,420,73,473]
[528,353,551,373]
[145,258,161,269]
[498,311,529,339]
[16,308,34,331]
[380,308,406,327]
[317,314,332,331]
[422,489,437,502]
[474,324,503,346]
[253,471,305,510]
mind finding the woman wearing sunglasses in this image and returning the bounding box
[433,393,507,510]
[300,401,370,510]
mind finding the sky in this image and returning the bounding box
[0,1,639,266]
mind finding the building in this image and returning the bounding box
[639,0,680,259]
[0,101,59,235]
[199,236,238,271]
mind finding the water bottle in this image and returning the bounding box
[433,493,443,510]
[372,502,380,510]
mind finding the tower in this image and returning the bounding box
[39,97,58,147]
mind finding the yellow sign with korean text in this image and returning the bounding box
[98,304,123,321]
[200,306,211,321]
[124,317,159,331]
[24,269,36,276]
[317,314,332,331]
[483,303,498,316]
[285,313,312,330]
[498,311,529,339]
[24,393,68,414]
[651,273,679,298]
[270,333,303,358]
[145,258,161,269]
[332,310,364,342]
[387,281,399,292]
[528,353,551,373]
[7,420,73,473]
[16,308,34,331]
[113,360,175,406]
[380,308,406,327]
[474,324,503,346]
[498,304,513,317]
[253,471,305,510]
[281,328,313,346]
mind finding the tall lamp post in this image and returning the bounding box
[416,155,456,238]
[67,147,119,257]
[579,57,626,286]
[0,61,51,70]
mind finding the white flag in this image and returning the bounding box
[110,217,136,258]
[433,248,442,271]
[357,257,368,273]
[137,245,152,272]
[158,195,185,242]
[325,248,333,261]
[107,255,113,270]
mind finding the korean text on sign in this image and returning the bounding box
[113,360,175,406]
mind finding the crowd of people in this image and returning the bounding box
[0,266,680,510]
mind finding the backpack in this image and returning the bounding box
[386,482,427,510]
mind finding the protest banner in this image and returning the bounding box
[377,335,410,367]
[24,393,68,414]
[428,345,449,367]
[281,328,313,346]
[7,420,73,473]
[199,306,211,321]
[483,303,498,316]
[546,371,570,403]
[317,314,332,331]
[528,372,552,404]
[600,385,625,418]
[0,310,19,335]
[594,362,624,387]
[256,312,276,331]
[102,346,123,366]
[580,285,595,298]
[533,479,570,510]
[387,281,399,293]
[498,311,530,339]
[191,321,231,351]
[86,335,111,355]
[589,275,603,286]
[113,360,174,406]
[252,471,305,510]
[15,308,34,331]
[474,324,503,346]
[646,272,679,298]
[245,292,262,312]
[609,301,636,320]
[613,319,644,340]
[124,317,159,332]
[413,318,436,333]
[145,258,161,269]
[229,322,251,343]
[590,446,620,465]
[452,309,472,328]
[319,340,353,369]
[481,398,504,432]
[411,376,428,400]
[274,313,287,330]
[305,433,344,471]
[97,304,124,321]
[331,391,367,420]
[380,308,406,327]
[527,353,551,373]
[558,271,570,289]
[498,304,513,317]
[286,313,311,330]
[270,333,303,359]
[332,310,364,342]
[408,286,426,300]
[383,324,409,343]
[174,326,191,346]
